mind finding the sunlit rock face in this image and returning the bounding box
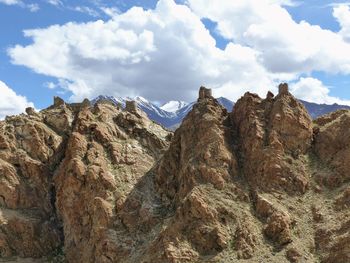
[1,85,350,263]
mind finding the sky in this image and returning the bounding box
[1,0,350,118]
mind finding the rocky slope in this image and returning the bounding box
[92,95,235,129]
[0,98,171,262]
[1,85,350,262]
[93,95,350,129]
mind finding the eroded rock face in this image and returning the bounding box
[0,104,72,258]
[231,86,313,193]
[54,103,171,263]
[312,110,350,262]
[1,85,350,263]
[155,93,238,206]
[314,110,350,187]
[0,99,171,262]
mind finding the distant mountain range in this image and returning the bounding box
[92,95,350,129]
[299,100,350,119]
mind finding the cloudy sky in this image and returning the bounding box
[1,0,350,118]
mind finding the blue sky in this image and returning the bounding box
[0,0,350,116]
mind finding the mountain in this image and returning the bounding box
[1,85,350,262]
[0,96,172,262]
[160,100,188,112]
[299,99,350,118]
[216,96,235,111]
[91,95,125,106]
[92,95,178,127]
[92,95,176,119]
[93,95,235,129]
[93,95,350,129]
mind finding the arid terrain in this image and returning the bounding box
[0,84,349,262]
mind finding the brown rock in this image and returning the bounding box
[234,221,259,259]
[125,100,137,113]
[278,83,289,95]
[264,211,292,246]
[0,108,66,258]
[286,247,302,262]
[253,194,293,247]
[311,205,323,222]
[25,107,36,116]
[53,101,170,262]
[1,85,350,263]
[266,91,275,100]
[334,187,350,210]
[53,96,65,107]
[155,94,237,206]
[198,86,212,100]
[232,87,312,193]
[314,110,350,187]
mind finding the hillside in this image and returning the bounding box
[93,95,350,129]
[0,85,349,262]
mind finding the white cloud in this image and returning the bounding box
[6,0,350,105]
[0,0,39,11]
[101,7,120,18]
[44,82,57,89]
[327,2,350,8]
[333,4,350,42]
[28,3,39,12]
[278,0,303,7]
[0,0,21,5]
[0,81,34,119]
[46,0,62,6]
[187,0,350,74]
[73,6,100,17]
[8,0,275,102]
[46,1,101,17]
[291,77,350,105]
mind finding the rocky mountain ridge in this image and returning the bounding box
[0,84,349,262]
[91,96,237,130]
[93,95,350,129]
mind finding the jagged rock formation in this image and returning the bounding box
[92,94,350,129]
[0,98,171,262]
[232,84,312,194]
[1,85,350,262]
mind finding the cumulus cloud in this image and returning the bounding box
[8,0,275,102]
[291,77,350,105]
[6,0,350,105]
[0,81,34,119]
[333,4,350,42]
[187,0,350,74]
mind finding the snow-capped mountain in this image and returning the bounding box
[92,95,178,127]
[92,95,234,129]
[160,100,188,112]
[92,95,350,129]
[92,95,125,106]
[132,96,176,119]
